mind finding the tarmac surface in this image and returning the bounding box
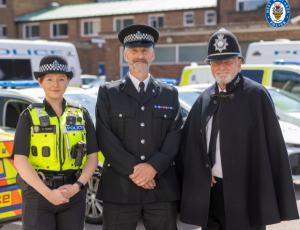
[2,183,300,230]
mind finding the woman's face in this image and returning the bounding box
[38,73,70,100]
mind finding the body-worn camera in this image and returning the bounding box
[71,141,87,167]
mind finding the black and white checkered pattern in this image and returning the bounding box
[39,64,68,72]
[123,33,154,45]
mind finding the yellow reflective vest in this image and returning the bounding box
[27,103,87,171]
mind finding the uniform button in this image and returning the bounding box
[141,139,145,144]
[107,164,110,167]
[200,129,203,133]
[141,123,145,127]
[140,155,145,160]
[206,164,209,168]
[164,114,167,118]
[213,100,217,105]
[152,89,155,93]
[119,114,122,118]
[141,106,145,111]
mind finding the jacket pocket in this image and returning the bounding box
[109,108,135,140]
[152,108,174,141]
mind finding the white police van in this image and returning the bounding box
[0,40,82,86]
[245,39,300,64]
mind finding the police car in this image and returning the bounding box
[177,84,300,180]
[0,82,104,225]
[179,64,300,97]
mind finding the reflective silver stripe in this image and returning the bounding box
[207,52,241,57]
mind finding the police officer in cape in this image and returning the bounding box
[13,54,99,230]
[95,24,183,229]
[179,28,299,230]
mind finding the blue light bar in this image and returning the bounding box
[156,78,180,85]
[0,80,39,87]
[273,59,300,65]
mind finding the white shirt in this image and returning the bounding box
[129,72,151,93]
[206,86,226,178]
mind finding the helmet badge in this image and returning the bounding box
[53,60,59,67]
[214,34,229,53]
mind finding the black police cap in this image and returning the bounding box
[118,24,159,48]
[33,54,74,80]
[205,28,245,65]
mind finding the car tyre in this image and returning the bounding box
[85,167,103,225]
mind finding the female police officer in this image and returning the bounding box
[13,54,99,230]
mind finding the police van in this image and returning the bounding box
[245,39,300,64]
[179,63,300,97]
[0,40,82,87]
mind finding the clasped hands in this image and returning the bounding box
[47,184,80,206]
[129,163,157,189]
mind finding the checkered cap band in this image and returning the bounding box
[39,64,68,72]
[123,33,154,45]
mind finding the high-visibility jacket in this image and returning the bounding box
[27,103,87,171]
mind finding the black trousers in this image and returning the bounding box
[21,186,87,230]
[203,177,266,230]
[102,201,178,230]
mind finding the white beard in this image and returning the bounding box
[129,61,150,73]
[214,71,234,85]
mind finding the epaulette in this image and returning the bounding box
[28,103,44,111]
[67,102,83,110]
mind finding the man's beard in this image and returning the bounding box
[214,71,235,85]
[129,58,150,72]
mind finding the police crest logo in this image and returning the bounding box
[265,0,290,28]
[33,125,40,133]
[136,31,143,40]
[214,33,229,53]
[53,60,59,67]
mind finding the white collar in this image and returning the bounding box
[128,72,151,92]
[218,85,227,93]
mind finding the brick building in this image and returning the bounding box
[2,0,300,81]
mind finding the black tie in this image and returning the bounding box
[208,99,221,168]
[139,82,145,99]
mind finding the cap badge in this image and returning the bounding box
[214,34,229,53]
[53,60,59,67]
[136,31,143,40]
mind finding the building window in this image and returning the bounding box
[0,25,7,38]
[237,0,268,11]
[23,24,40,39]
[149,15,164,28]
[0,0,6,7]
[51,21,68,39]
[205,11,217,26]
[81,19,100,37]
[114,17,134,31]
[183,12,195,27]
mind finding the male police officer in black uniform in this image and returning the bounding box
[180,29,299,230]
[96,24,183,230]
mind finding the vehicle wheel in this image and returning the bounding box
[85,167,103,225]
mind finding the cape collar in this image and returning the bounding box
[43,98,66,117]
[214,72,243,95]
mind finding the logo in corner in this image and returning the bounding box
[266,0,290,28]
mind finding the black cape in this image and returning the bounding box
[179,73,299,229]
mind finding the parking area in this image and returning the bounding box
[3,183,300,230]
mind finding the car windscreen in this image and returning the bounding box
[178,91,201,107]
[0,59,33,80]
[88,78,106,88]
[268,89,300,112]
[241,69,264,84]
[82,78,96,85]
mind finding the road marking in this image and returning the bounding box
[12,221,22,226]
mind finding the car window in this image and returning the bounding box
[82,78,96,85]
[4,99,31,128]
[272,70,300,96]
[178,92,201,107]
[88,78,106,88]
[181,108,189,123]
[240,69,264,84]
[268,89,300,112]
[0,59,33,80]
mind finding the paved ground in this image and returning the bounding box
[3,183,300,230]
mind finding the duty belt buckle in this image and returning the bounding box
[37,171,46,181]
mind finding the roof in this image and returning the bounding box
[14,0,217,22]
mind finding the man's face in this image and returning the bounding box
[124,47,155,73]
[210,58,242,85]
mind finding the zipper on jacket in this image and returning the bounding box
[57,116,63,171]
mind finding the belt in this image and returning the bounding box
[38,171,77,189]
